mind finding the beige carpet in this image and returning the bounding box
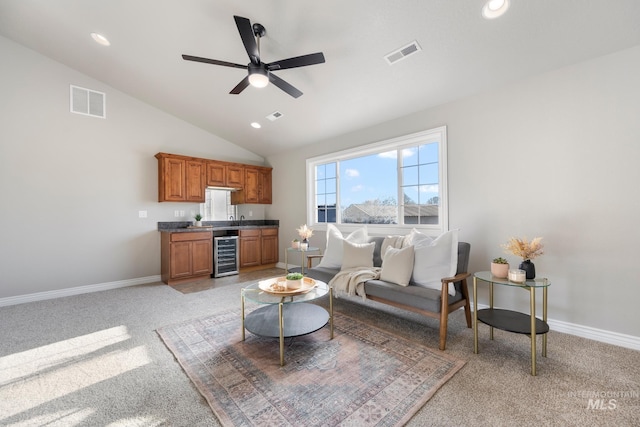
[157,307,465,426]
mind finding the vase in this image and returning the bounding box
[519,260,536,280]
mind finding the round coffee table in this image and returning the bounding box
[241,278,333,366]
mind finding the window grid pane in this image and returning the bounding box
[307,127,446,230]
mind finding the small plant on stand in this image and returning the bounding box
[286,272,304,290]
[491,257,509,279]
[194,214,203,227]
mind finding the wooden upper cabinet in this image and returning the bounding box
[226,164,244,188]
[231,166,272,205]
[161,156,186,201]
[259,168,272,204]
[185,160,205,202]
[156,153,270,204]
[206,161,226,187]
[244,168,260,204]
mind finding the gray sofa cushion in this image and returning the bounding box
[293,239,470,315]
[364,280,463,313]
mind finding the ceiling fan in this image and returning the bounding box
[182,15,325,98]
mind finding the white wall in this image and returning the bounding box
[267,45,640,338]
[0,35,265,299]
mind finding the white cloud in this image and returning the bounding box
[344,168,360,177]
[378,149,414,159]
[351,184,364,192]
[420,184,439,193]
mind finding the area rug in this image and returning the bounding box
[157,307,465,426]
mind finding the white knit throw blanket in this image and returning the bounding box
[329,267,382,299]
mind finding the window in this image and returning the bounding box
[306,127,448,232]
[202,189,236,220]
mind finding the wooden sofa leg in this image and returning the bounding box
[439,284,448,350]
[439,313,448,351]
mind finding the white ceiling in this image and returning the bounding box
[1,0,640,157]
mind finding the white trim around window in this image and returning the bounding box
[305,126,448,236]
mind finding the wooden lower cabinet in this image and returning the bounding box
[161,231,213,285]
[239,229,261,268]
[239,227,279,269]
[261,227,278,264]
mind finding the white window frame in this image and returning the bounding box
[305,126,448,236]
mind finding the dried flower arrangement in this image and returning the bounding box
[297,224,313,240]
[502,237,544,260]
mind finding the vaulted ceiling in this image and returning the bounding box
[1,0,639,157]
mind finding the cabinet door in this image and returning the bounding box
[261,228,279,264]
[239,229,261,267]
[185,160,205,202]
[243,168,260,203]
[162,157,186,201]
[226,164,244,188]
[170,241,192,278]
[259,168,272,204]
[192,239,213,275]
[206,161,226,186]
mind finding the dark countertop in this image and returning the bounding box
[158,220,279,233]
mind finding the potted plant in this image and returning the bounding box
[286,272,304,290]
[291,239,300,249]
[491,257,509,279]
[194,214,203,227]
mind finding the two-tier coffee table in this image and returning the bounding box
[473,271,550,376]
[241,278,333,366]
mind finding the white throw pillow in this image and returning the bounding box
[317,224,369,269]
[341,240,376,270]
[410,229,459,296]
[402,228,434,249]
[381,235,405,258]
[380,245,415,287]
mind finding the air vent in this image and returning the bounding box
[266,111,283,121]
[384,40,422,65]
[70,85,106,118]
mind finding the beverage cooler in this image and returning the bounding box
[213,236,239,277]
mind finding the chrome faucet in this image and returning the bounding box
[240,215,245,222]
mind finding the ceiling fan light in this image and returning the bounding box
[482,0,510,19]
[248,69,269,88]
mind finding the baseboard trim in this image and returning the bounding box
[0,275,161,307]
[474,303,640,351]
[1,277,638,351]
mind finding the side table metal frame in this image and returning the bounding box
[241,285,334,366]
[284,246,320,275]
[473,273,548,376]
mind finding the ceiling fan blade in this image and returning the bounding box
[234,15,260,65]
[230,76,251,95]
[182,55,246,69]
[267,52,325,71]
[269,73,303,98]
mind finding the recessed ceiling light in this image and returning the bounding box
[251,122,261,129]
[482,0,510,19]
[91,32,111,46]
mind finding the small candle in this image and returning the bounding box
[508,269,526,283]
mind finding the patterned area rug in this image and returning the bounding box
[157,307,465,426]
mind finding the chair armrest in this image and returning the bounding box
[441,272,470,284]
[306,254,324,269]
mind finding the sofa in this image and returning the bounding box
[291,229,471,351]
